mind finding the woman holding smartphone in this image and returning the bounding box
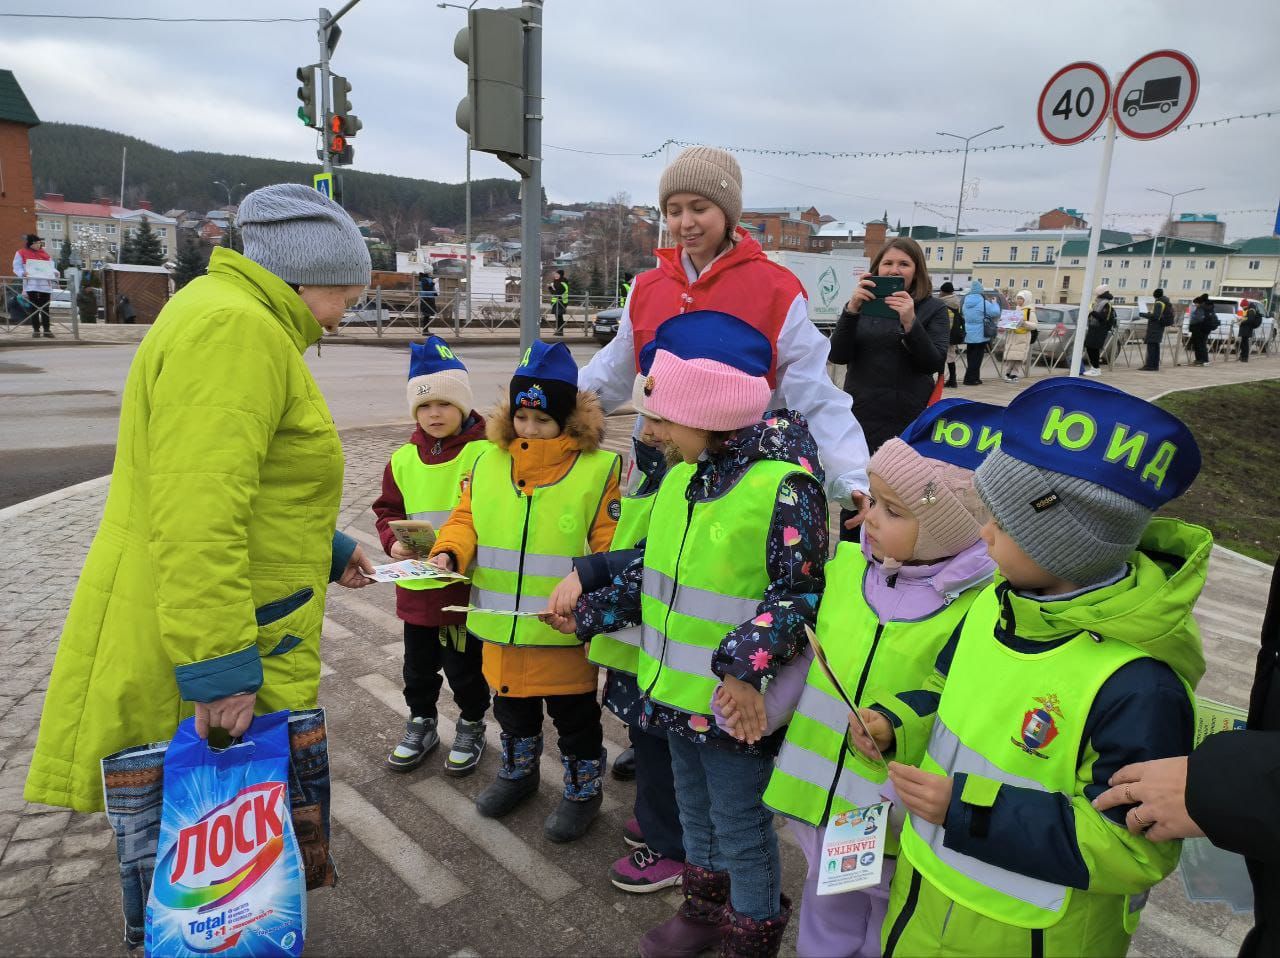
[828,237,949,455]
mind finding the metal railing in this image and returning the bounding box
[2,275,86,340]
[340,287,624,338]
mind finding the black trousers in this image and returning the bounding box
[1190,332,1209,364]
[26,290,50,332]
[552,302,566,333]
[963,342,986,383]
[631,724,685,860]
[493,690,602,759]
[1241,337,1253,362]
[1085,345,1102,368]
[1144,341,1162,370]
[403,623,490,722]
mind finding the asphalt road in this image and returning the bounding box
[0,341,602,509]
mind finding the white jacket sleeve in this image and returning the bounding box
[775,293,869,507]
[578,298,638,413]
[13,252,25,278]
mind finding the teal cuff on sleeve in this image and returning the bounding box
[174,644,263,703]
[330,529,357,582]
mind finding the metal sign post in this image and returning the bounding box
[1067,116,1117,379]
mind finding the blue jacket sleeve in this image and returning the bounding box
[572,548,644,594]
[940,657,1192,893]
[711,472,828,690]
[330,529,357,583]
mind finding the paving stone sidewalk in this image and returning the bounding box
[0,409,1270,956]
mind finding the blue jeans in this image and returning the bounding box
[102,709,333,949]
[667,733,780,921]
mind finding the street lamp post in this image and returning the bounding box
[1146,186,1204,294]
[213,180,246,249]
[938,125,1003,285]
[438,1,479,334]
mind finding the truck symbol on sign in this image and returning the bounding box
[1123,76,1181,116]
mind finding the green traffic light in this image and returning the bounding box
[297,106,312,126]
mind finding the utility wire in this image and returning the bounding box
[0,13,313,22]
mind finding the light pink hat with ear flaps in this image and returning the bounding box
[867,438,989,562]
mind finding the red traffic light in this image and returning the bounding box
[329,115,343,134]
[329,134,346,154]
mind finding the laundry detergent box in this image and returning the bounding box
[145,711,306,957]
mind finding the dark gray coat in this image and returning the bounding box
[1141,295,1174,344]
[828,295,949,452]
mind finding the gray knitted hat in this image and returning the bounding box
[237,183,371,286]
[658,146,743,230]
[973,447,1150,587]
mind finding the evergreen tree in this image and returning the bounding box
[123,218,165,266]
[57,238,73,272]
[173,236,208,289]
[587,263,605,301]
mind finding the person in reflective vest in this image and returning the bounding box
[555,310,830,957]
[551,350,687,894]
[372,337,491,775]
[852,378,1209,957]
[548,269,570,337]
[760,399,1001,958]
[430,340,621,843]
[619,272,633,308]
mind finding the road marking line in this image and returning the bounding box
[345,526,384,554]
[352,672,618,811]
[324,616,355,641]
[330,591,404,637]
[320,660,335,678]
[1138,902,1241,957]
[330,781,467,907]
[411,777,580,903]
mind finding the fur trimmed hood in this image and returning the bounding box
[486,388,606,453]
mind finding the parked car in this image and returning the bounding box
[591,307,622,345]
[1030,304,1081,366]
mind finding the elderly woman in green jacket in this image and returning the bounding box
[25,184,375,812]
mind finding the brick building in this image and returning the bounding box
[1038,207,1088,230]
[741,206,822,251]
[0,70,40,261]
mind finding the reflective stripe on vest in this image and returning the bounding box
[467,443,619,647]
[636,459,803,716]
[899,586,1153,929]
[389,440,487,592]
[588,490,659,674]
[764,542,980,837]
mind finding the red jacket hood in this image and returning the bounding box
[407,411,487,464]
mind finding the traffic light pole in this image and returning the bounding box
[519,0,543,352]
[318,7,333,175]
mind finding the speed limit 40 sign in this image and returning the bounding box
[1037,62,1112,145]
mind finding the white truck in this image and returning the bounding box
[763,250,870,334]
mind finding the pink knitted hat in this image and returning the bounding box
[868,438,988,562]
[644,349,772,431]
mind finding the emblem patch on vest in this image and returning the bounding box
[607,498,621,520]
[1013,693,1062,759]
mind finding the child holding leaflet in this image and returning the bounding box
[759,398,1002,958]
[430,341,621,843]
[562,310,829,957]
[372,337,490,773]
[853,378,1209,957]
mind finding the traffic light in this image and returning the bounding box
[331,74,362,136]
[454,7,526,161]
[327,114,354,166]
[296,65,317,128]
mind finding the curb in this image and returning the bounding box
[0,474,111,521]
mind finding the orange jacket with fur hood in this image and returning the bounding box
[432,389,620,697]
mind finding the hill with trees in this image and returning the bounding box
[28,122,522,230]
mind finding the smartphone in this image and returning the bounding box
[860,275,906,319]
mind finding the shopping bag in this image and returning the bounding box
[144,710,306,957]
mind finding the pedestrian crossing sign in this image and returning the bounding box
[313,172,334,199]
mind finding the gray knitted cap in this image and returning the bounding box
[973,447,1150,586]
[237,183,371,286]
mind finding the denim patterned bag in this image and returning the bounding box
[102,709,334,950]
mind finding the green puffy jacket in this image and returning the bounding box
[25,248,353,812]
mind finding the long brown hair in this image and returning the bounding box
[869,237,932,302]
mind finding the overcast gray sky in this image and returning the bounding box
[2,0,1278,238]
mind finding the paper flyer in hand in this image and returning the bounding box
[387,519,437,555]
[364,560,467,584]
[441,605,546,618]
[805,625,886,771]
[817,802,890,896]
[1193,696,1248,747]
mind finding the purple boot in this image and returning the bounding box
[720,894,792,958]
[638,863,730,958]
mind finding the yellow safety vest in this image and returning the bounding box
[636,459,804,716]
[467,444,619,647]
[587,489,658,675]
[389,440,487,592]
